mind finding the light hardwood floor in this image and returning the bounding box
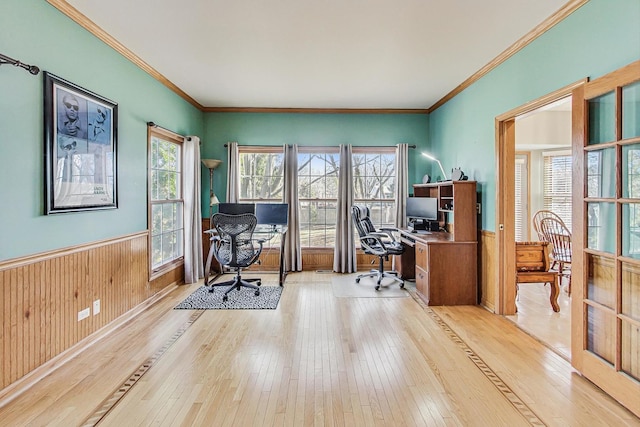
[0,272,637,426]
[507,279,571,360]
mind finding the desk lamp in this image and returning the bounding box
[421,152,448,182]
[202,159,222,220]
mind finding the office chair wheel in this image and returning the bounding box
[222,295,228,302]
[255,290,260,296]
[375,285,380,291]
[356,278,361,283]
[400,283,405,289]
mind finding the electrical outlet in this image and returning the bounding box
[78,307,90,321]
[476,203,482,214]
[93,299,100,315]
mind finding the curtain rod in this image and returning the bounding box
[147,121,198,142]
[0,53,40,75]
[223,143,416,148]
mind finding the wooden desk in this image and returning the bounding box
[397,229,477,305]
[204,225,288,287]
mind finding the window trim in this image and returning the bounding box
[352,147,398,231]
[543,149,572,229]
[232,145,399,249]
[297,146,340,248]
[148,126,185,279]
[514,152,530,241]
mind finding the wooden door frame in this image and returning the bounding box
[495,79,587,315]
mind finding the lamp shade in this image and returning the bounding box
[201,159,222,169]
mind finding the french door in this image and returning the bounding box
[571,60,640,417]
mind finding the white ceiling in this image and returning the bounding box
[65,0,568,110]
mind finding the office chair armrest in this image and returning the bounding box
[246,238,264,266]
[370,231,397,243]
[205,229,218,241]
[378,227,399,241]
[360,233,388,256]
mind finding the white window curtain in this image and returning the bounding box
[182,135,203,284]
[333,144,356,273]
[395,143,409,228]
[226,141,240,203]
[283,144,302,271]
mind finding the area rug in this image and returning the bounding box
[174,285,282,310]
[331,273,410,298]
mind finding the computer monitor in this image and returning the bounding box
[255,203,289,225]
[406,197,438,221]
[217,203,255,215]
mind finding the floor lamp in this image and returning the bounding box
[201,159,222,221]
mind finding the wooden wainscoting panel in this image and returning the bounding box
[480,230,496,312]
[303,249,335,271]
[0,232,154,392]
[357,252,379,271]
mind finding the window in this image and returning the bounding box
[543,151,572,228]
[149,130,184,272]
[238,147,284,202]
[352,147,397,230]
[237,147,285,248]
[232,145,398,249]
[514,154,529,241]
[298,148,340,248]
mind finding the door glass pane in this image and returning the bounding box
[623,144,640,199]
[621,320,640,381]
[622,261,640,321]
[623,204,640,259]
[587,305,615,365]
[622,81,640,140]
[587,254,616,309]
[587,202,616,253]
[587,148,616,198]
[588,91,616,145]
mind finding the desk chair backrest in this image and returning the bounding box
[539,216,572,263]
[352,205,386,255]
[352,205,375,239]
[211,213,261,268]
[532,210,565,241]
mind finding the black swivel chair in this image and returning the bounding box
[351,205,405,290]
[209,212,264,301]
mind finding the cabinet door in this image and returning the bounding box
[415,265,429,302]
[415,242,429,302]
[416,241,428,268]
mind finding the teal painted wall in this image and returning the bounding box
[202,112,429,207]
[429,0,640,231]
[0,0,204,261]
[3,0,638,258]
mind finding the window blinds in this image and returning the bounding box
[543,153,572,229]
[514,155,527,241]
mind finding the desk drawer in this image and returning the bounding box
[416,242,428,269]
[415,265,428,299]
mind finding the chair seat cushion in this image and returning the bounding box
[386,241,404,255]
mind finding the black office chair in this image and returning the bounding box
[351,205,405,290]
[209,213,264,301]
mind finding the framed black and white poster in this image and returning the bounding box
[43,72,118,214]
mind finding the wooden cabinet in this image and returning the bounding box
[413,239,477,305]
[413,181,477,241]
[398,181,479,305]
